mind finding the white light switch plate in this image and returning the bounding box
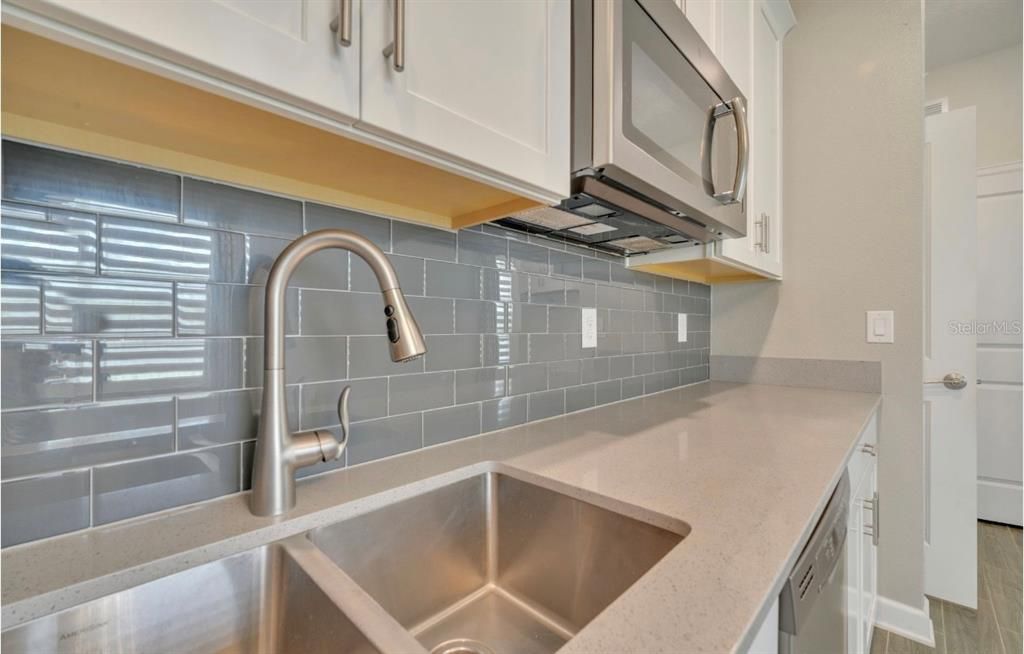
[678,313,688,343]
[582,308,597,348]
[866,310,894,343]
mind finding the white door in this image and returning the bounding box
[13,0,360,120]
[975,163,1023,526]
[923,107,978,608]
[716,1,780,277]
[359,0,570,198]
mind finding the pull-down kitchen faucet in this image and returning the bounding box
[250,229,426,517]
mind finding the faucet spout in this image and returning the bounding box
[251,229,426,517]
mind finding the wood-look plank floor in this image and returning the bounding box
[872,521,1023,654]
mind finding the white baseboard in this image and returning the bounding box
[875,596,935,647]
[979,479,1023,526]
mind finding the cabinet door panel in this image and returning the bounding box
[749,2,782,275]
[16,0,360,120]
[717,0,751,97]
[359,0,569,197]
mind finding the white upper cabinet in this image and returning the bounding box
[11,0,361,121]
[682,0,718,53]
[359,0,570,198]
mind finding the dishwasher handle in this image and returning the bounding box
[779,470,850,636]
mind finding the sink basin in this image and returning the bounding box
[309,472,687,654]
[2,543,381,654]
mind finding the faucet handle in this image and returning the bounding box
[334,386,351,460]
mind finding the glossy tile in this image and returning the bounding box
[351,253,423,295]
[389,371,454,414]
[595,379,622,405]
[509,241,549,274]
[607,309,632,333]
[643,291,663,312]
[1,471,90,547]
[622,375,645,399]
[300,377,387,427]
[672,279,690,296]
[1,213,97,275]
[305,203,391,250]
[581,357,610,383]
[2,339,93,410]
[246,336,348,385]
[245,234,349,290]
[527,389,564,421]
[563,332,594,361]
[634,353,655,375]
[548,359,581,389]
[424,334,481,372]
[457,230,508,269]
[481,395,528,433]
[563,280,596,307]
[621,288,645,311]
[346,413,422,466]
[455,299,506,334]
[482,269,527,303]
[392,221,456,261]
[609,355,634,379]
[425,260,481,299]
[1,274,41,334]
[566,384,596,413]
[2,399,174,477]
[529,333,565,362]
[596,285,621,309]
[507,303,547,333]
[528,276,565,305]
[482,333,528,366]
[508,362,547,395]
[92,444,241,525]
[183,179,301,238]
[405,296,454,335]
[0,201,48,221]
[176,283,297,336]
[609,264,636,286]
[635,271,659,290]
[44,278,173,335]
[549,251,582,278]
[581,257,610,282]
[347,335,423,379]
[301,290,387,336]
[178,387,299,449]
[101,217,246,282]
[3,141,180,221]
[98,338,243,400]
[548,305,581,333]
[423,403,481,446]
[455,366,507,404]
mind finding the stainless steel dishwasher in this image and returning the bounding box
[779,471,850,654]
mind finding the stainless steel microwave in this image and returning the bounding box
[497,0,749,255]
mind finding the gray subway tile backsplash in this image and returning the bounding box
[0,142,710,546]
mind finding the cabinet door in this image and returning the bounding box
[846,472,865,654]
[861,461,879,648]
[14,0,360,120]
[717,0,751,98]
[684,0,718,54]
[748,1,782,276]
[359,0,569,198]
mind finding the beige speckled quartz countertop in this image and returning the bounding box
[1,381,880,653]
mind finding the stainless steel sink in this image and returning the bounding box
[309,472,687,654]
[3,470,686,654]
[1,541,404,654]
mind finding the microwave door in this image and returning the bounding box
[592,0,748,238]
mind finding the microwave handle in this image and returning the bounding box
[702,97,749,204]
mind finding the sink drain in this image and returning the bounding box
[430,638,496,654]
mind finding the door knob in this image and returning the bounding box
[925,372,968,390]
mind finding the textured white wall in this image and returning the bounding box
[926,44,1023,169]
[712,0,926,607]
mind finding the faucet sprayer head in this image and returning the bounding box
[381,288,427,362]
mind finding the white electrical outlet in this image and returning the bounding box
[677,313,687,343]
[582,308,597,348]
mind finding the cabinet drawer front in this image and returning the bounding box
[13,0,360,120]
[847,411,878,488]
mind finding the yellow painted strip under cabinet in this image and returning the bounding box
[0,27,539,229]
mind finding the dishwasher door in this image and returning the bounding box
[779,471,850,654]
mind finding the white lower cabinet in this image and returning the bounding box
[846,412,879,654]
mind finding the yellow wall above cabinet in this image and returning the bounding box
[0,27,538,229]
